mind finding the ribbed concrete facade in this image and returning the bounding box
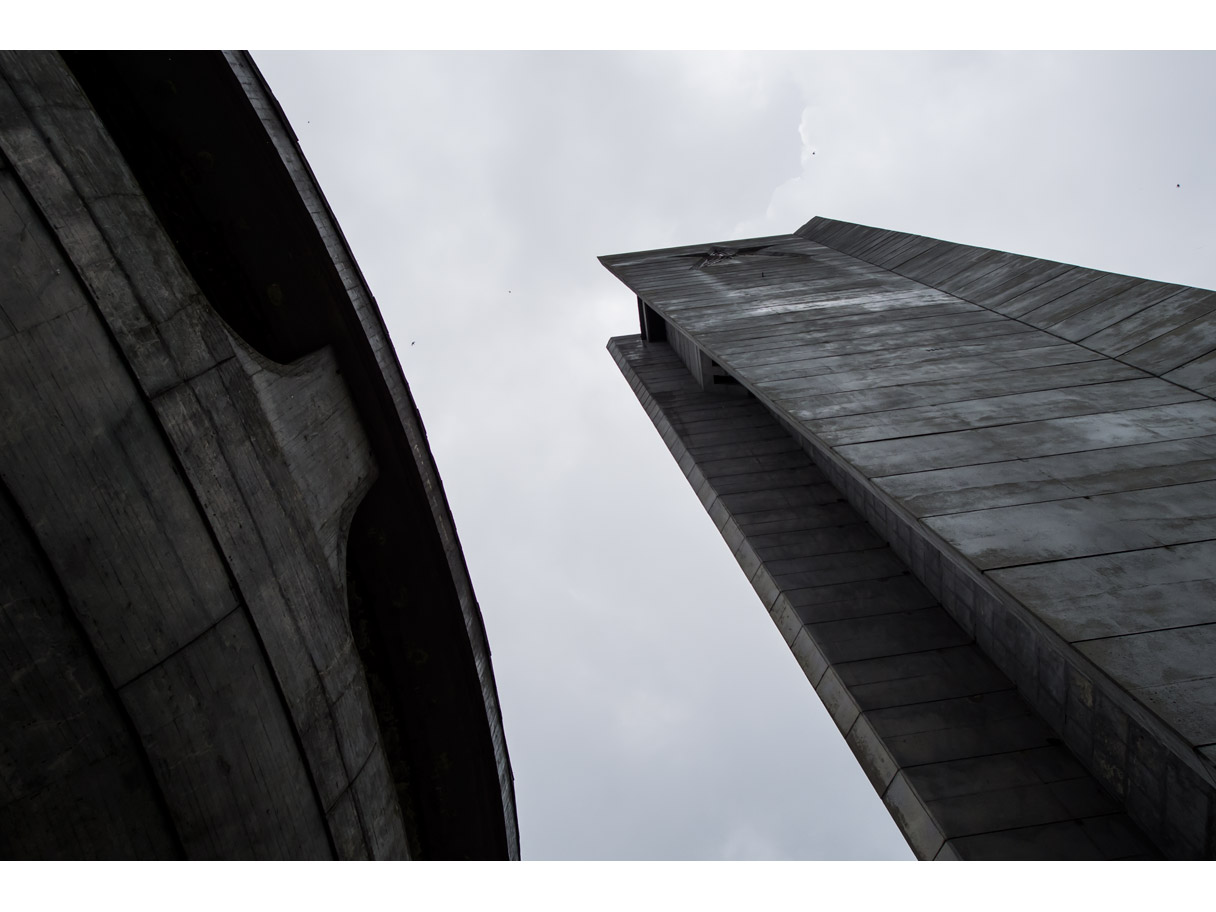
[604,221,1216,859]
[0,52,517,860]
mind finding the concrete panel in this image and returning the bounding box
[748,327,1062,385]
[1121,308,1216,374]
[836,645,1011,711]
[997,267,1106,319]
[0,233,241,690]
[762,342,1097,402]
[897,242,993,287]
[747,524,887,562]
[789,357,1142,422]
[846,714,900,794]
[882,772,944,860]
[790,627,829,684]
[815,668,861,735]
[1164,349,1216,395]
[120,610,332,860]
[1134,678,1216,747]
[926,779,1114,838]
[1083,286,1216,357]
[946,821,1108,860]
[1077,625,1216,692]
[958,261,1075,311]
[904,747,1092,802]
[930,249,1036,298]
[730,318,1030,372]
[990,540,1216,641]
[787,574,939,625]
[765,548,910,591]
[1019,273,1144,328]
[733,501,860,536]
[807,378,1195,446]
[877,436,1216,517]
[1051,280,1188,341]
[807,607,971,665]
[926,480,1216,569]
[0,482,180,859]
[840,401,1216,477]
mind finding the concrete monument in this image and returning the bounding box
[0,51,517,860]
[605,218,1216,859]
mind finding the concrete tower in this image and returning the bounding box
[605,218,1216,859]
[0,51,517,859]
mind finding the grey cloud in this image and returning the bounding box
[251,50,1216,860]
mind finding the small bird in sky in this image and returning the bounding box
[411,341,415,346]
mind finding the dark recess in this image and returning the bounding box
[638,298,667,342]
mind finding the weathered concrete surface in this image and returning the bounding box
[0,52,517,859]
[604,222,1216,858]
[610,335,1157,859]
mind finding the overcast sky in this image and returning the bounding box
[251,51,1216,861]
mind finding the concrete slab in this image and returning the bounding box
[120,610,331,859]
[765,547,910,591]
[1165,349,1216,396]
[733,501,859,536]
[762,343,1099,402]
[926,780,1094,837]
[882,771,944,860]
[1050,280,1187,341]
[748,524,887,562]
[808,378,1196,446]
[786,574,938,623]
[1077,624,1216,690]
[877,436,1216,517]
[840,401,1216,477]
[789,358,1143,423]
[1019,273,1144,328]
[1122,308,1216,374]
[926,480,1216,569]
[990,540,1216,641]
[808,607,972,665]
[846,714,900,794]
[836,646,1011,711]
[1134,678,1216,747]
[1084,286,1216,357]
[997,267,1105,319]
[743,328,1063,385]
[945,820,1107,860]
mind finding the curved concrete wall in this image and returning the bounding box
[0,51,516,859]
